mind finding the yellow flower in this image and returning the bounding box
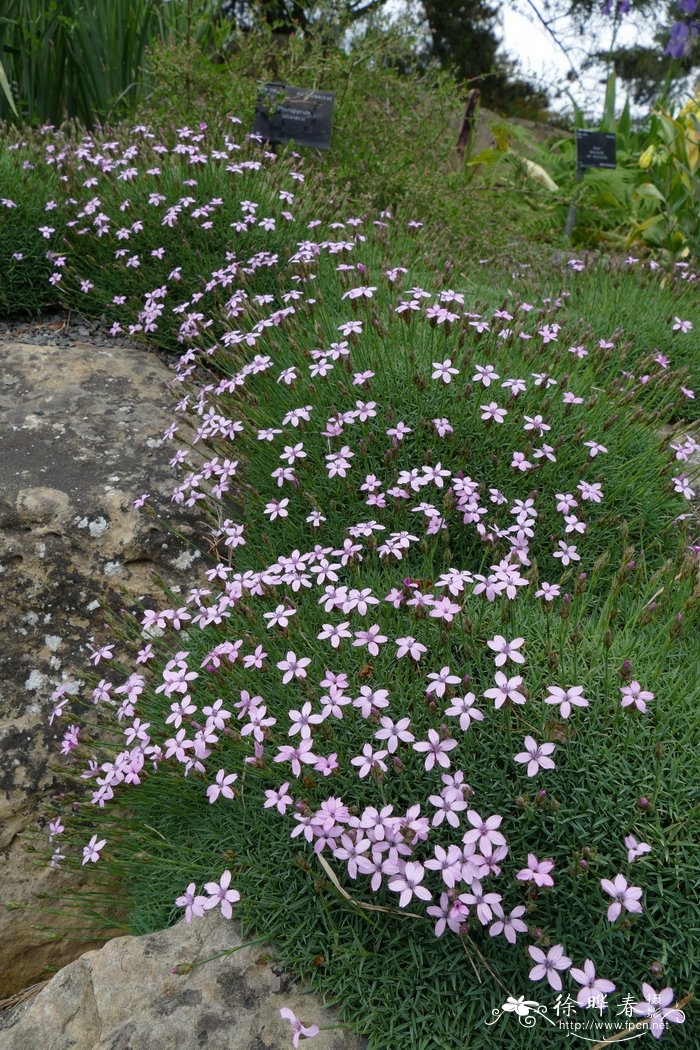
[639,145,656,169]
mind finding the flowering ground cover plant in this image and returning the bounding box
[0,120,328,338]
[25,130,700,1048]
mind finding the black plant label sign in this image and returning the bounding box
[254,83,335,150]
[575,129,617,169]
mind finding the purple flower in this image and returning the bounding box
[463,810,506,856]
[666,22,690,58]
[413,729,458,771]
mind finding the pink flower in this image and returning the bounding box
[203,870,240,919]
[552,540,580,565]
[279,1007,320,1047]
[432,359,459,383]
[624,834,652,863]
[528,944,572,990]
[413,729,458,771]
[514,736,556,777]
[426,666,461,698]
[375,716,414,752]
[516,853,555,887]
[206,769,238,803]
[175,883,208,923]
[352,624,388,655]
[276,651,311,683]
[444,692,483,731]
[535,582,560,601]
[480,402,507,423]
[317,622,352,649]
[483,671,526,709]
[544,684,589,718]
[350,743,388,779]
[570,959,616,1009]
[395,636,427,661]
[600,873,643,922]
[388,861,432,907]
[486,635,525,666]
[82,834,106,865]
[462,810,506,856]
[619,681,654,713]
[264,782,293,814]
[632,985,686,1039]
[489,905,528,944]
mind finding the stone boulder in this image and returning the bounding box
[0,337,200,994]
[0,912,364,1050]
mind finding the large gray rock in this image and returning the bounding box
[0,912,363,1050]
[0,337,200,994]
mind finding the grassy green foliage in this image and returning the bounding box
[0,146,61,315]
[0,0,179,126]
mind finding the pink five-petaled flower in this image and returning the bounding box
[395,636,427,661]
[489,905,528,944]
[463,810,506,856]
[279,1007,320,1047]
[486,635,525,666]
[632,985,685,1039]
[203,870,240,919]
[206,769,238,804]
[432,358,459,383]
[516,853,555,887]
[388,860,432,907]
[600,873,643,922]
[570,959,616,1009]
[276,651,311,683]
[514,736,556,777]
[445,692,483,731]
[483,671,526,709]
[544,684,589,718]
[552,540,580,564]
[413,729,458,771]
[175,883,208,923]
[264,782,293,814]
[528,944,572,991]
[82,834,106,865]
[624,834,652,863]
[350,743,388,779]
[426,666,461,698]
[619,681,654,713]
